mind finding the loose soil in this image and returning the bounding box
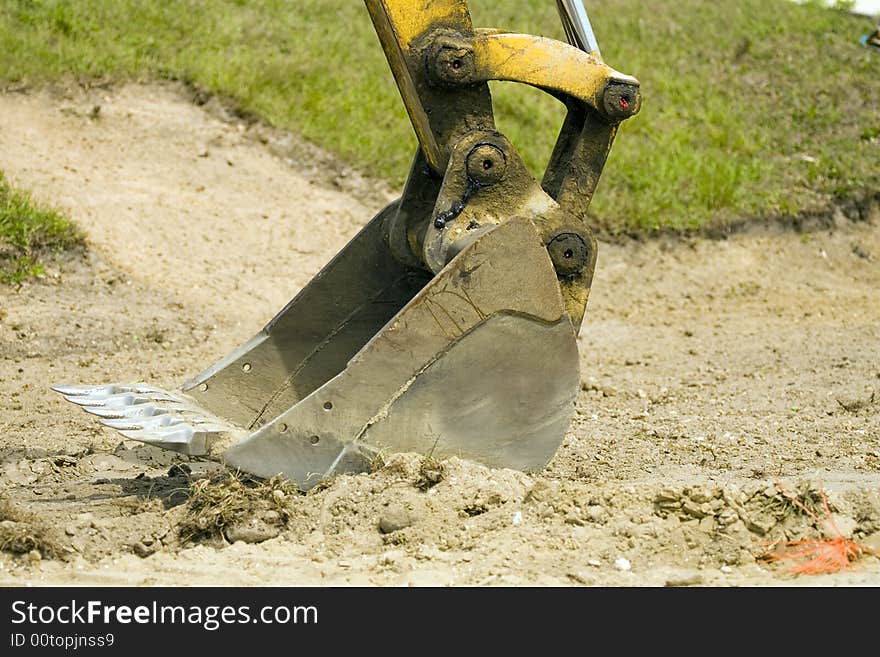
[1,83,878,586]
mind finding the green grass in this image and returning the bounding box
[0,0,877,233]
[0,171,82,283]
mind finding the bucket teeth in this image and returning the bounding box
[79,404,177,419]
[117,425,206,455]
[53,383,239,456]
[63,392,153,409]
[118,425,195,444]
[51,383,163,397]
[99,414,184,431]
[59,385,185,410]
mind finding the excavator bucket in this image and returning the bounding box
[54,0,640,490]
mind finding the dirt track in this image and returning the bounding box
[1,84,878,586]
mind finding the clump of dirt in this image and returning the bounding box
[179,472,299,546]
[652,479,880,572]
[415,456,445,491]
[0,496,66,560]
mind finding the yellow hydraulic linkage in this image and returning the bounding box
[366,0,640,325]
[54,1,641,489]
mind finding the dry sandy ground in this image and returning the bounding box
[0,83,878,587]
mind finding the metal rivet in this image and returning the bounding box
[279,423,288,433]
[199,383,208,392]
[323,401,333,411]
[309,435,320,445]
[242,363,252,373]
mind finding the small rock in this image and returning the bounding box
[681,499,706,519]
[81,453,135,473]
[132,542,156,558]
[524,481,556,503]
[64,525,77,537]
[836,394,872,413]
[587,559,602,567]
[224,518,281,544]
[378,505,414,534]
[746,515,776,536]
[27,549,42,563]
[585,505,609,524]
[167,463,191,478]
[655,488,680,503]
[580,377,598,391]
[720,565,733,574]
[567,571,597,585]
[580,377,618,397]
[688,486,719,504]
[698,516,715,534]
[821,514,859,540]
[512,511,523,526]
[0,520,17,531]
[717,509,739,526]
[378,551,399,567]
[664,570,703,587]
[261,510,281,524]
[613,557,631,571]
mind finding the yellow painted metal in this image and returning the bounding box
[364,0,474,173]
[471,30,638,108]
[364,0,447,171]
[372,0,470,46]
[366,0,639,174]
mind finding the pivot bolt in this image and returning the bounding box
[430,42,476,87]
[466,144,507,186]
[547,232,590,276]
[602,82,641,120]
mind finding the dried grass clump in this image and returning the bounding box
[760,482,876,576]
[0,496,65,559]
[178,471,298,543]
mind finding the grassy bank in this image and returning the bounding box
[0,172,82,283]
[0,0,877,233]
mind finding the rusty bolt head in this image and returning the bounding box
[466,144,507,186]
[430,42,476,87]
